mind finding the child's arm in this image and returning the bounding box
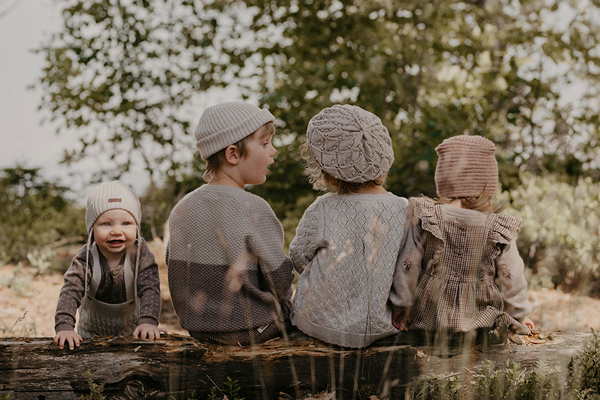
[134,239,163,339]
[248,199,295,302]
[495,239,534,330]
[54,246,89,349]
[389,206,425,319]
[288,201,325,274]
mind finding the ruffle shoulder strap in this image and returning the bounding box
[488,213,523,245]
[409,197,444,240]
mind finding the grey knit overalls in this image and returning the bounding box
[77,244,138,337]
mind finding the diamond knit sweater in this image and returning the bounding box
[166,185,294,333]
[289,192,419,348]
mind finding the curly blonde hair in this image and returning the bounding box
[300,143,387,194]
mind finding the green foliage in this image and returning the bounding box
[39,0,600,225]
[503,173,600,295]
[80,370,106,400]
[0,385,10,400]
[408,373,462,400]
[572,329,600,398]
[223,376,245,400]
[0,167,85,269]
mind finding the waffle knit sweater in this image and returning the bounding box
[289,192,419,348]
[166,184,294,333]
[54,238,161,333]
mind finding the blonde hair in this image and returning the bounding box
[300,142,387,195]
[433,186,506,213]
[203,122,275,183]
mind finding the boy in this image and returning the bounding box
[167,101,294,345]
[54,180,163,350]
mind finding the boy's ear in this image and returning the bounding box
[224,144,241,165]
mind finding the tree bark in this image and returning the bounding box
[0,331,591,399]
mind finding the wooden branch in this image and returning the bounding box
[0,331,592,399]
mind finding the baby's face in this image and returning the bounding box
[92,209,137,261]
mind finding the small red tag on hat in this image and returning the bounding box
[108,198,122,203]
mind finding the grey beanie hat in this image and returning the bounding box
[85,180,142,233]
[194,101,275,160]
[306,104,394,183]
[435,135,499,198]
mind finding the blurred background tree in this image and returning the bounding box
[15,0,600,292]
[0,167,84,270]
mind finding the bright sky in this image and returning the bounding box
[0,0,81,184]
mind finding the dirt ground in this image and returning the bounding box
[1,238,599,337]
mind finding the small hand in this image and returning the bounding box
[522,317,535,333]
[54,330,84,350]
[392,309,409,331]
[132,324,167,340]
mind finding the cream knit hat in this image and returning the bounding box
[194,102,275,160]
[434,135,498,198]
[85,180,142,233]
[306,104,394,183]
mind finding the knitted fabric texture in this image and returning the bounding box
[85,180,141,233]
[435,135,498,198]
[306,104,394,183]
[194,101,275,160]
[167,185,294,334]
[289,192,414,348]
[55,238,161,334]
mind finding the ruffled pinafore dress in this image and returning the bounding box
[77,244,139,337]
[409,198,525,333]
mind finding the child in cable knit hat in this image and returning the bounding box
[289,104,422,348]
[393,135,535,346]
[166,101,294,345]
[54,180,163,350]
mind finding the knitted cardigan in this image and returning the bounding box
[166,185,294,333]
[289,192,419,348]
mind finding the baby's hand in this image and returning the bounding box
[523,317,535,333]
[133,324,167,340]
[54,330,83,350]
[392,309,409,331]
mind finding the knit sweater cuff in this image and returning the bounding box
[138,317,158,326]
[55,323,74,333]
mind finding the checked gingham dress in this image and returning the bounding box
[408,197,532,333]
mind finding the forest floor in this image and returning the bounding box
[1,238,599,338]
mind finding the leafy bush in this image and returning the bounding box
[503,173,600,296]
[0,167,85,270]
[571,329,600,398]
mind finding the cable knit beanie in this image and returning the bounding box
[194,101,275,160]
[85,180,142,233]
[306,104,394,183]
[434,135,498,198]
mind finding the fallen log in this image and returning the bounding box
[0,331,592,399]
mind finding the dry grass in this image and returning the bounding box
[1,238,599,337]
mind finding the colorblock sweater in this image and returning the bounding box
[289,192,419,348]
[166,185,294,333]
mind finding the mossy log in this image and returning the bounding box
[0,331,591,399]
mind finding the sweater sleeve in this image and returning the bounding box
[389,204,425,309]
[247,197,294,303]
[288,201,325,274]
[494,239,532,321]
[54,246,90,333]
[136,239,161,326]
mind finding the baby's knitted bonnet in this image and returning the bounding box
[306,104,394,183]
[434,135,498,198]
[85,180,142,233]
